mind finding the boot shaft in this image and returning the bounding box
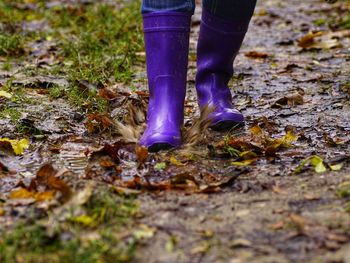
[140,12,192,149]
[195,9,252,107]
[143,12,191,95]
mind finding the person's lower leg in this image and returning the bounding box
[142,0,195,14]
[196,0,257,130]
[203,0,257,21]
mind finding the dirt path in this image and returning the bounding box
[0,0,349,262]
[135,1,350,262]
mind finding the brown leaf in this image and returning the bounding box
[297,31,342,49]
[272,185,287,195]
[272,92,304,108]
[327,233,349,243]
[245,51,269,59]
[0,161,9,174]
[99,158,116,168]
[298,31,323,48]
[85,113,113,133]
[289,213,307,232]
[135,146,148,164]
[98,88,118,100]
[268,221,285,230]
[36,163,72,202]
[103,143,122,162]
[304,194,320,201]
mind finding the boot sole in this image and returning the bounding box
[210,121,245,132]
[148,143,174,153]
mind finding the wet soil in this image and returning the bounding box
[1,0,350,262]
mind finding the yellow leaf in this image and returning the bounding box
[239,151,258,160]
[170,156,185,166]
[165,235,177,252]
[10,188,33,199]
[46,35,53,41]
[10,188,55,202]
[232,159,256,166]
[154,162,166,171]
[34,191,55,202]
[310,156,327,173]
[296,155,328,174]
[71,215,95,226]
[0,90,12,99]
[133,224,155,239]
[191,242,210,254]
[283,131,299,144]
[0,208,4,216]
[330,163,343,171]
[269,131,298,150]
[0,138,29,155]
[250,125,264,137]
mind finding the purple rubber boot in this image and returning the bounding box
[140,12,191,152]
[196,9,252,131]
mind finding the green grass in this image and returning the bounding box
[0,187,140,263]
[0,34,25,57]
[341,81,350,95]
[337,11,350,29]
[0,0,143,114]
[0,108,21,124]
[49,2,144,84]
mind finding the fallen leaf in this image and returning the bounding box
[9,188,33,199]
[272,185,286,195]
[36,164,72,202]
[240,151,258,160]
[268,221,285,230]
[99,158,116,168]
[249,124,265,137]
[0,138,29,155]
[35,191,55,202]
[9,188,55,202]
[135,146,148,164]
[170,156,185,166]
[232,159,256,166]
[230,238,252,248]
[0,90,12,99]
[298,31,323,48]
[133,224,155,240]
[68,183,93,206]
[0,161,9,173]
[298,31,342,49]
[329,163,343,171]
[265,131,298,156]
[304,194,320,201]
[85,113,113,133]
[295,155,327,174]
[98,88,118,100]
[271,92,304,108]
[112,186,140,196]
[154,162,166,171]
[310,156,327,173]
[70,214,95,226]
[165,235,178,252]
[289,213,306,232]
[191,242,210,254]
[245,51,269,59]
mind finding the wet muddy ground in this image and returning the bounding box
[0,0,350,262]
